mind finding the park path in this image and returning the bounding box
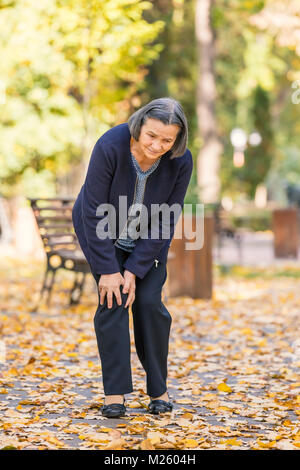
[0,243,300,450]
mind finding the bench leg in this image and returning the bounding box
[69,272,86,306]
[30,267,56,311]
[44,269,57,306]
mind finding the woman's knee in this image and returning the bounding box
[94,291,128,324]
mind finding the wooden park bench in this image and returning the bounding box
[29,197,170,308]
[28,197,90,308]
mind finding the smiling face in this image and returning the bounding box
[133,118,181,162]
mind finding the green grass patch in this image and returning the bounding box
[215,264,300,279]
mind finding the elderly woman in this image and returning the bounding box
[72,97,193,418]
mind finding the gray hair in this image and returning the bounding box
[127,97,188,159]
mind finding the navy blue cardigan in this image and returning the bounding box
[72,122,193,279]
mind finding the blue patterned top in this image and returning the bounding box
[115,152,162,252]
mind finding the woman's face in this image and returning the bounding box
[137,118,181,160]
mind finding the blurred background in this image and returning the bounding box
[1,0,300,270]
[2,2,300,450]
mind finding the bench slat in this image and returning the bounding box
[40,232,76,238]
[36,215,73,222]
[33,206,73,211]
[39,224,73,229]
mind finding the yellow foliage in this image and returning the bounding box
[217,383,232,393]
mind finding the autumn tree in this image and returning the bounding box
[0,0,164,198]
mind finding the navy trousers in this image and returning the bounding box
[91,246,172,398]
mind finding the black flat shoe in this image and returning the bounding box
[148,396,173,415]
[101,398,126,418]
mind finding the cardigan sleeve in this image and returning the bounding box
[81,140,120,275]
[122,150,193,279]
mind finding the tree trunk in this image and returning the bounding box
[195,0,222,204]
[57,36,96,198]
[0,196,13,244]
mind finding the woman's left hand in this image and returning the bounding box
[122,270,136,308]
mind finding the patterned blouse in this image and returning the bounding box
[115,151,162,252]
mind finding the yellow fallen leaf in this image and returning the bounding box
[104,438,126,450]
[140,439,155,450]
[240,328,253,336]
[217,383,232,393]
[5,409,28,418]
[128,401,143,408]
[78,433,111,442]
[2,423,12,430]
[199,442,211,449]
[223,438,242,446]
[175,398,192,404]
[176,418,193,427]
[181,439,199,448]
[99,427,115,433]
[31,415,41,422]
[217,406,232,412]
[202,393,218,401]
[45,436,65,448]
[257,440,276,448]
[4,368,19,377]
[70,411,86,419]
[181,412,194,420]
[128,425,144,434]
[155,441,177,449]
[147,431,162,445]
[130,416,148,423]
[244,367,258,374]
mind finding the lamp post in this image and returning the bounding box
[230,127,266,208]
[230,128,247,167]
[248,131,262,147]
[230,128,262,167]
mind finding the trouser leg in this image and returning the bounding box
[92,248,133,395]
[131,261,171,398]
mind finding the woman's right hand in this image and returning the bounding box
[98,272,125,309]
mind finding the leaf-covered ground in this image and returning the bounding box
[0,253,300,450]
